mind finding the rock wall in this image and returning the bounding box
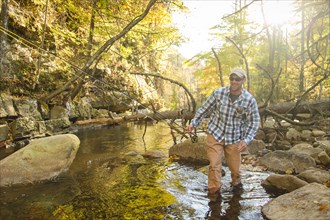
[0,94,118,148]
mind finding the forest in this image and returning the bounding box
[0,0,329,121]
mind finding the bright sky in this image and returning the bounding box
[172,0,296,59]
[172,1,232,58]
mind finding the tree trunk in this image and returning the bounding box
[33,0,49,89]
[69,0,98,99]
[0,0,9,76]
[300,0,305,93]
[87,0,97,57]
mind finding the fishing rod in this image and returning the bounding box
[0,26,199,142]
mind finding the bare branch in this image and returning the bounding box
[287,72,330,114]
[256,64,282,108]
[211,47,224,87]
[225,36,250,90]
[130,72,196,112]
[222,0,260,19]
[306,10,330,72]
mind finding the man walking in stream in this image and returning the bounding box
[186,68,260,200]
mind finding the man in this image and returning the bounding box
[186,68,260,199]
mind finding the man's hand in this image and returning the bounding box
[186,124,195,134]
[237,140,247,152]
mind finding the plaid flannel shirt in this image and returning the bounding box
[191,86,260,145]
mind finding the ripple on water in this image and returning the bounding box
[162,162,272,220]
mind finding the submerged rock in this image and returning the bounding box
[0,134,80,186]
[142,150,167,159]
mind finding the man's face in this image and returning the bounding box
[229,74,244,93]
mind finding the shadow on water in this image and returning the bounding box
[0,123,272,219]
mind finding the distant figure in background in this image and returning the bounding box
[186,68,260,200]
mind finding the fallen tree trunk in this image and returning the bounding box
[123,110,195,122]
[74,117,124,126]
[260,99,330,115]
[74,99,329,127]
[125,99,330,122]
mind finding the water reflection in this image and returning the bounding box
[206,190,242,220]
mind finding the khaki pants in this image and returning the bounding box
[205,134,241,193]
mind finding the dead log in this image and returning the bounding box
[74,117,123,126]
[262,99,330,115]
[74,99,329,127]
[126,99,330,122]
[123,110,195,122]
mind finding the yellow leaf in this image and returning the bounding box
[319,204,330,211]
[285,169,293,175]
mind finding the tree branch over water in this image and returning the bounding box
[130,72,197,112]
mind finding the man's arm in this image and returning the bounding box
[186,91,217,132]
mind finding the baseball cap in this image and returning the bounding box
[230,68,246,79]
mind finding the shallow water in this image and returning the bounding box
[0,122,272,219]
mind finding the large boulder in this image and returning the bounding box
[0,134,80,186]
[259,150,316,173]
[50,105,68,119]
[296,167,330,184]
[0,124,9,142]
[273,140,292,151]
[247,139,266,155]
[89,91,132,113]
[286,128,301,141]
[0,94,17,118]
[312,129,326,137]
[288,143,323,159]
[76,97,92,119]
[262,183,330,220]
[318,151,330,166]
[169,136,208,163]
[11,117,47,139]
[14,99,42,120]
[317,140,330,150]
[169,137,266,163]
[47,105,71,132]
[261,174,308,194]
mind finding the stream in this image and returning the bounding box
[0,122,273,219]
